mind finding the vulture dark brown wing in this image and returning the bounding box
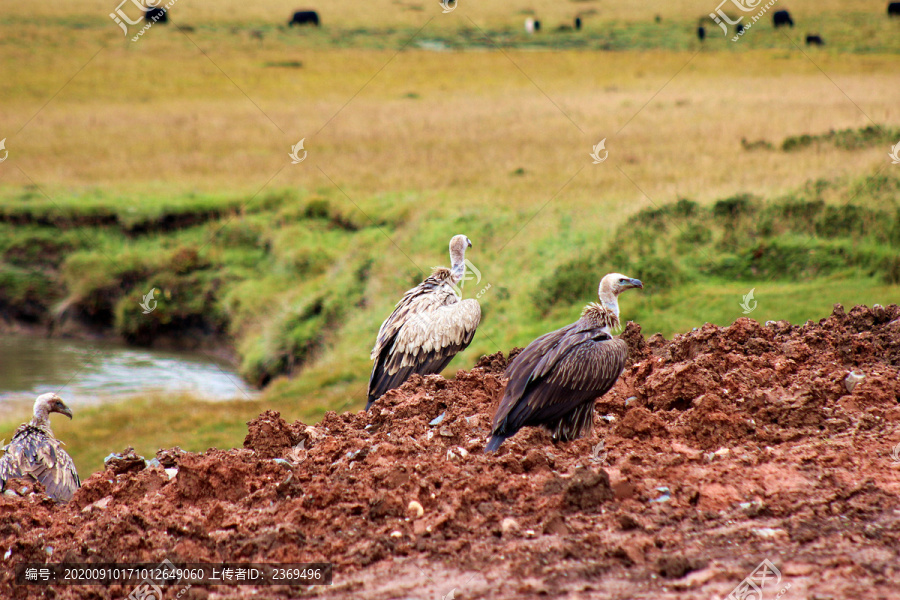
[490,325,626,449]
[495,323,581,422]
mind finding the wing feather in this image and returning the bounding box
[492,322,626,443]
[367,276,481,409]
[0,426,80,502]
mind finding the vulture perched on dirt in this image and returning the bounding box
[486,273,642,452]
[367,234,482,409]
[0,393,80,502]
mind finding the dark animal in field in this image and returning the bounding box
[697,25,706,41]
[575,17,582,30]
[367,235,481,410]
[486,273,643,452]
[805,34,824,46]
[889,2,900,16]
[534,20,541,31]
[145,6,167,23]
[736,23,745,33]
[289,10,320,27]
[0,394,80,503]
[773,10,793,28]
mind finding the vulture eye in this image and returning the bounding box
[619,278,627,283]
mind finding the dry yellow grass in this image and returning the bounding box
[2,44,896,216]
[7,0,892,27]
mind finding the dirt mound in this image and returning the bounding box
[2,305,900,599]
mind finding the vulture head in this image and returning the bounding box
[597,273,642,323]
[449,234,473,281]
[33,393,73,423]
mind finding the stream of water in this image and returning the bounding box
[0,335,256,419]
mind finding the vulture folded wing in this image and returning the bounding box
[498,324,579,416]
[0,427,80,502]
[494,329,626,441]
[367,295,480,408]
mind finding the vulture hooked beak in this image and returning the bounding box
[626,278,643,290]
[57,405,74,420]
[466,238,473,248]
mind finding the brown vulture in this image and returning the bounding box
[367,234,481,409]
[486,272,642,451]
[0,393,80,502]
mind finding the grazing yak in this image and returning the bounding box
[806,34,824,46]
[575,17,582,30]
[525,18,542,33]
[697,25,706,41]
[773,9,794,27]
[289,10,320,27]
[146,6,167,23]
[889,2,900,17]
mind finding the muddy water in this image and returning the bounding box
[0,335,256,418]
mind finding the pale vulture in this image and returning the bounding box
[0,393,81,502]
[367,234,482,409]
[486,273,642,451]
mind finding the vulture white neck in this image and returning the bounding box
[449,251,467,284]
[598,293,621,323]
[30,402,52,430]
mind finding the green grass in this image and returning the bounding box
[782,125,900,153]
[629,276,899,336]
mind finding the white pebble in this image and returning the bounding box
[408,500,424,518]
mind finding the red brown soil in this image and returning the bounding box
[2,304,900,599]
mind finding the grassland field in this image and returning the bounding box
[0,0,899,475]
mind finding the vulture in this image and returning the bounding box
[486,273,642,452]
[0,393,80,502]
[367,234,481,409]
